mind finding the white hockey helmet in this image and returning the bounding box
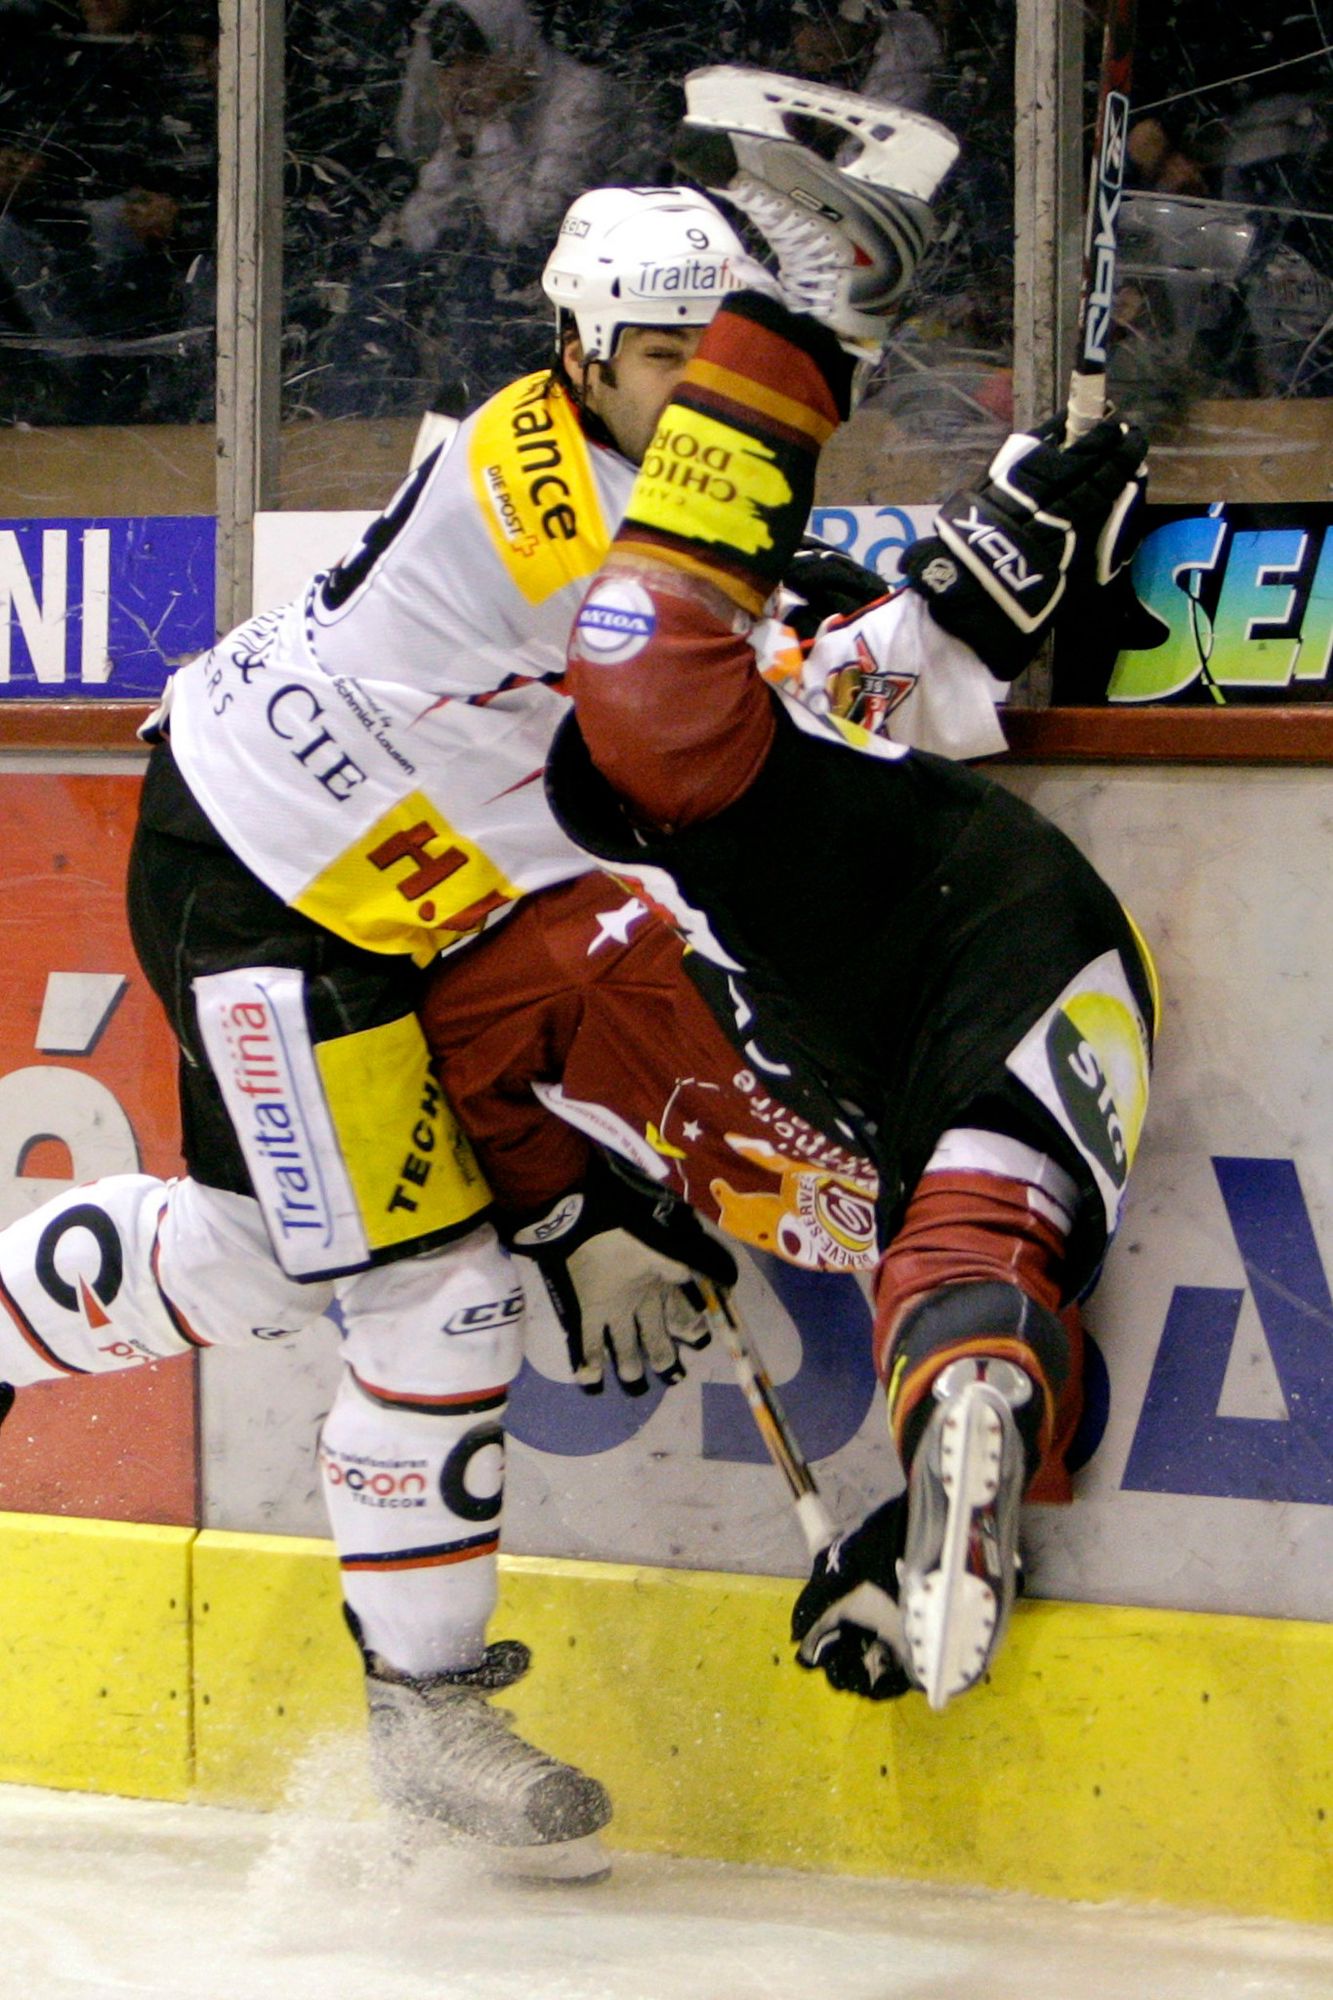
[542,185,753,363]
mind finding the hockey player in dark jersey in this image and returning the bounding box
[543,128,1156,1708]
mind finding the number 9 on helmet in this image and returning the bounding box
[540,185,765,365]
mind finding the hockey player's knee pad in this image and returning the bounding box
[0,1175,332,1381]
[882,1280,1073,1489]
[336,1228,524,1403]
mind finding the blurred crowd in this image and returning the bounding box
[0,0,1021,430]
[1116,4,1333,422]
[1,0,218,426]
[280,0,1024,429]
[1,0,1329,434]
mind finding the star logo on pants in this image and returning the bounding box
[587,898,649,955]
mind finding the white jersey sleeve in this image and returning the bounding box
[168,373,635,966]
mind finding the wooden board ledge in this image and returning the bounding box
[1001,705,1333,763]
[5,700,1333,764]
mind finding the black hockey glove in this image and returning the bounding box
[782,537,887,641]
[902,411,1148,680]
[505,1155,738,1397]
[791,1494,914,1701]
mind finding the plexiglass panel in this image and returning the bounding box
[278,0,1017,510]
[817,0,1016,511]
[1,0,219,515]
[1111,5,1333,500]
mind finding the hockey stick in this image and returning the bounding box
[1067,0,1138,437]
[697,1281,837,1559]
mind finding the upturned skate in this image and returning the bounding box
[898,1358,1031,1710]
[675,66,959,354]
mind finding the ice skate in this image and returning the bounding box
[675,66,959,356]
[897,1358,1031,1711]
[366,1639,612,1882]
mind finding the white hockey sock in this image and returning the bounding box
[329,1229,525,1680]
[321,1372,506,1678]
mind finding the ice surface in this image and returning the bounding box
[1,1775,1331,2000]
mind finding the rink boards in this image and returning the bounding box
[0,1515,1329,1924]
[2,484,1333,1921]
[4,760,1332,1624]
[0,754,1330,1922]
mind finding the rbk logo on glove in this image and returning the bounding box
[942,506,1049,598]
[903,411,1148,681]
[511,1193,583,1248]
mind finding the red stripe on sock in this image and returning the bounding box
[341,1535,500,1573]
[351,1371,509,1413]
[694,306,845,432]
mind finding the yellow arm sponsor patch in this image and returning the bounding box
[315,1011,491,1255]
[630,405,794,558]
[468,373,610,605]
[293,791,522,966]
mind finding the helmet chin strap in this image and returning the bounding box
[555,330,627,457]
[574,383,628,459]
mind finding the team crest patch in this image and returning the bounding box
[712,1135,879,1272]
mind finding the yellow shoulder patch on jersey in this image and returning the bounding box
[293,790,522,966]
[468,374,610,605]
[630,405,794,558]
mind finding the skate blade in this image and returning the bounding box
[485,1832,612,1886]
[389,1817,611,1885]
[683,67,958,203]
[901,1386,1013,1712]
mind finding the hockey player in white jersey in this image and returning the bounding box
[0,74,979,1876]
[0,182,750,1885]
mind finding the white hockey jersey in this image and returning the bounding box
[166,367,1004,970]
[167,371,636,966]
